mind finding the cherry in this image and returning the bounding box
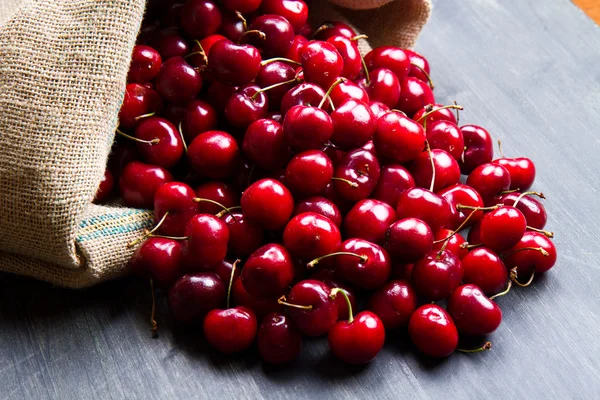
[459,125,494,174]
[283,150,332,195]
[204,306,257,353]
[180,0,222,38]
[283,212,341,261]
[243,119,291,171]
[244,14,294,57]
[225,84,269,128]
[242,243,295,296]
[128,45,162,83]
[280,82,327,114]
[432,229,469,260]
[232,279,284,317]
[181,100,218,142]
[466,163,511,202]
[426,121,464,161]
[133,117,184,168]
[410,148,460,192]
[404,49,432,86]
[94,169,114,203]
[328,290,385,364]
[184,213,229,270]
[284,279,338,336]
[241,178,294,230]
[364,46,410,82]
[461,247,508,296]
[358,68,400,108]
[373,110,426,163]
[193,183,236,214]
[371,165,415,207]
[285,34,308,62]
[396,187,451,233]
[309,269,357,321]
[326,36,361,80]
[330,99,376,150]
[118,83,163,130]
[330,80,370,108]
[220,211,264,257]
[208,40,262,86]
[300,40,343,88]
[503,231,557,275]
[223,0,262,13]
[261,0,308,32]
[385,218,433,263]
[168,272,226,323]
[333,148,381,202]
[197,33,228,56]
[500,192,547,229]
[257,312,303,364]
[188,130,239,179]
[153,182,199,236]
[313,21,355,41]
[437,184,484,230]
[155,57,203,105]
[480,205,527,252]
[149,28,190,60]
[412,249,463,300]
[369,101,390,118]
[368,280,418,330]
[493,156,536,191]
[344,199,396,245]
[396,77,435,117]
[447,284,502,336]
[129,237,183,289]
[409,304,458,357]
[283,105,333,150]
[413,103,457,126]
[120,161,173,208]
[256,61,297,109]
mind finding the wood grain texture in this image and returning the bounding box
[1,0,600,399]
[574,0,600,24]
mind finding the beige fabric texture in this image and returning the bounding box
[0,0,431,288]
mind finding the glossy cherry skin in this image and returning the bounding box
[209,40,262,86]
[129,237,183,289]
[241,178,294,230]
[280,82,328,114]
[326,36,361,80]
[385,218,433,263]
[128,45,162,83]
[396,187,452,233]
[203,306,257,353]
[410,149,460,192]
[284,212,341,261]
[437,184,484,230]
[188,130,239,179]
[330,99,376,151]
[120,161,173,208]
[461,247,508,296]
[344,199,396,245]
[426,120,464,161]
[503,231,557,275]
[493,157,536,191]
[153,182,199,237]
[181,100,218,142]
[168,273,226,323]
[412,250,464,301]
[459,125,494,174]
[480,206,527,252]
[242,243,295,297]
[134,117,184,168]
[404,49,431,84]
[287,280,338,336]
[368,280,418,330]
[256,61,297,109]
[220,211,265,257]
[248,14,294,53]
[466,163,511,202]
[261,0,308,32]
[432,229,469,260]
[180,0,222,38]
[285,34,308,62]
[371,165,415,207]
[397,77,435,117]
[222,0,262,13]
[314,21,355,41]
[94,169,114,203]
[413,104,457,127]
[448,284,502,336]
[409,304,458,357]
[284,150,332,196]
[243,119,291,171]
[330,80,370,108]
[500,192,547,229]
[194,182,238,214]
[364,46,410,82]
[155,57,202,105]
[184,214,229,270]
[197,34,228,59]
[283,105,333,151]
[374,111,426,163]
[369,101,390,118]
[358,68,400,108]
[257,312,303,364]
[333,148,381,202]
[225,84,269,128]
[300,40,343,88]
[334,239,391,290]
[119,84,163,130]
[293,196,342,227]
[329,311,385,364]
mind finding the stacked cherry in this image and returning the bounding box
[95,0,557,364]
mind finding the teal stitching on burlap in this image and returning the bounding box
[76,221,151,243]
[79,209,148,228]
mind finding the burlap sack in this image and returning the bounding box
[0,0,431,288]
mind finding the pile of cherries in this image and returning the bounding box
[95,0,557,364]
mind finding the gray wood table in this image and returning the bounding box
[2,0,600,398]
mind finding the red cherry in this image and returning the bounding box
[293,196,342,227]
[413,103,457,126]
[369,101,390,118]
[461,247,508,296]
[313,21,355,41]
[466,163,511,202]
[181,100,218,142]
[220,211,265,257]
[188,130,239,179]
[426,121,464,161]
[118,84,163,130]
[241,178,294,230]
[120,161,173,208]
[244,14,294,57]
[180,0,222,38]
[503,231,557,275]
[243,119,291,171]
[330,99,376,150]
[330,80,369,108]
[437,184,485,231]
[410,149,460,192]
[129,237,183,289]
[326,36,361,80]
[309,269,357,321]
[300,40,343,88]
[480,206,527,252]
[194,182,238,214]
[373,111,426,163]
[153,182,199,237]
[285,150,333,196]
[261,0,308,32]
[198,34,227,56]
[283,105,333,151]
[396,187,451,233]
[358,68,400,108]
[344,199,396,245]
[412,250,463,300]
[371,165,415,207]
[94,169,114,203]
[208,40,262,86]
[409,304,458,357]
[134,117,184,168]
[225,84,269,128]
[149,28,190,60]
[500,192,547,229]
[220,11,246,42]
[459,125,494,174]
[368,280,418,330]
[328,309,385,364]
[256,61,297,109]
[155,57,203,105]
[283,212,341,261]
[204,306,258,353]
[493,157,536,191]
[448,284,502,336]
[364,46,410,82]
[280,82,328,114]
[396,77,435,117]
[222,0,262,13]
[432,229,468,260]
[242,243,295,297]
[404,49,431,84]
[184,214,229,270]
[128,45,162,83]
[168,273,226,322]
[285,34,308,62]
[385,218,433,263]
[333,148,381,202]
[257,312,303,364]
[285,279,338,336]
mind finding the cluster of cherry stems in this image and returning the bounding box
[94,0,558,365]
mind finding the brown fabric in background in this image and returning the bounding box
[0,0,430,288]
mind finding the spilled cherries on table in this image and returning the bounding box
[98,0,557,365]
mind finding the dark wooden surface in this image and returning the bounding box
[2,0,600,399]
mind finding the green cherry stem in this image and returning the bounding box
[512,191,546,207]
[277,295,313,310]
[251,76,300,100]
[410,62,435,89]
[226,259,241,309]
[193,198,238,222]
[457,341,492,353]
[116,128,159,145]
[318,77,347,109]
[330,288,354,323]
[307,252,368,268]
[127,211,170,248]
[416,104,464,124]
[260,57,302,66]
[178,121,188,154]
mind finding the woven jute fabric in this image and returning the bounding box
[0,0,430,288]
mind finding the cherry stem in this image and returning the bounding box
[461,146,466,163]
[489,280,512,300]
[328,97,336,111]
[432,208,480,244]
[330,288,354,324]
[390,109,408,117]
[410,63,435,89]
[147,234,189,241]
[460,242,483,249]
[318,77,346,109]
[127,212,170,248]
[134,112,155,121]
[527,226,554,238]
[235,11,248,31]
[307,251,368,268]
[116,128,159,145]
[251,77,300,100]
[425,140,436,192]
[510,266,535,287]
[226,259,240,309]
[359,48,370,85]
[456,204,501,211]
[193,198,238,222]
[457,341,492,353]
[512,191,546,207]
[453,100,460,124]
[185,40,208,66]
[351,34,368,41]
[416,104,463,124]
[497,139,505,158]
[150,279,158,338]
[260,57,302,66]
[502,246,549,258]
[277,295,313,310]
[238,30,266,44]
[177,121,188,154]
[499,189,520,195]
[312,22,334,39]
[331,177,358,188]
[215,206,242,219]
